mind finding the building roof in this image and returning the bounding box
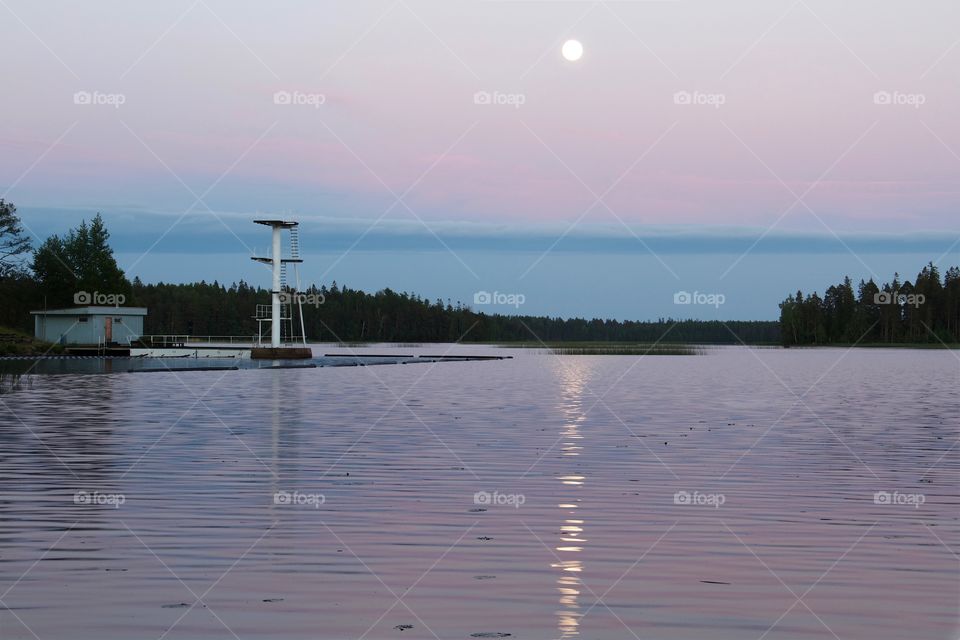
[31,306,148,316]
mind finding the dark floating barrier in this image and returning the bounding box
[130,366,241,373]
[325,354,415,358]
[254,363,318,369]
[324,354,512,361]
[0,352,509,376]
[419,355,512,360]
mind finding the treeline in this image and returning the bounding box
[0,204,780,344]
[16,204,955,347]
[130,279,780,344]
[779,263,960,346]
[0,209,133,331]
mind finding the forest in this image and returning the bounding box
[127,279,780,344]
[0,202,778,344]
[778,265,960,345]
[3,201,957,346]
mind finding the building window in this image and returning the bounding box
[78,316,89,323]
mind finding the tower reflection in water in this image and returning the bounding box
[551,359,592,638]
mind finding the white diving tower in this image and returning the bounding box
[250,219,311,359]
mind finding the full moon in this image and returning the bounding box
[562,39,583,62]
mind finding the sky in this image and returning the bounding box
[2,0,959,320]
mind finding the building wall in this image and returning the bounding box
[34,314,144,345]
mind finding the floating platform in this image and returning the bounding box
[250,347,313,360]
[65,346,131,357]
[0,353,511,375]
[130,346,249,358]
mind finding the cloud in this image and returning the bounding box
[21,205,960,258]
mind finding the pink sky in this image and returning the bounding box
[2,0,958,234]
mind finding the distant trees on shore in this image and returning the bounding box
[129,279,779,344]
[10,204,958,347]
[0,204,781,344]
[779,264,960,345]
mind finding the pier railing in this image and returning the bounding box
[138,335,252,346]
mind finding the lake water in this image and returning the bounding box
[0,345,957,639]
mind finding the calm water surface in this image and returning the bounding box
[0,346,957,639]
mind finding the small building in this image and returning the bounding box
[30,307,147,346]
